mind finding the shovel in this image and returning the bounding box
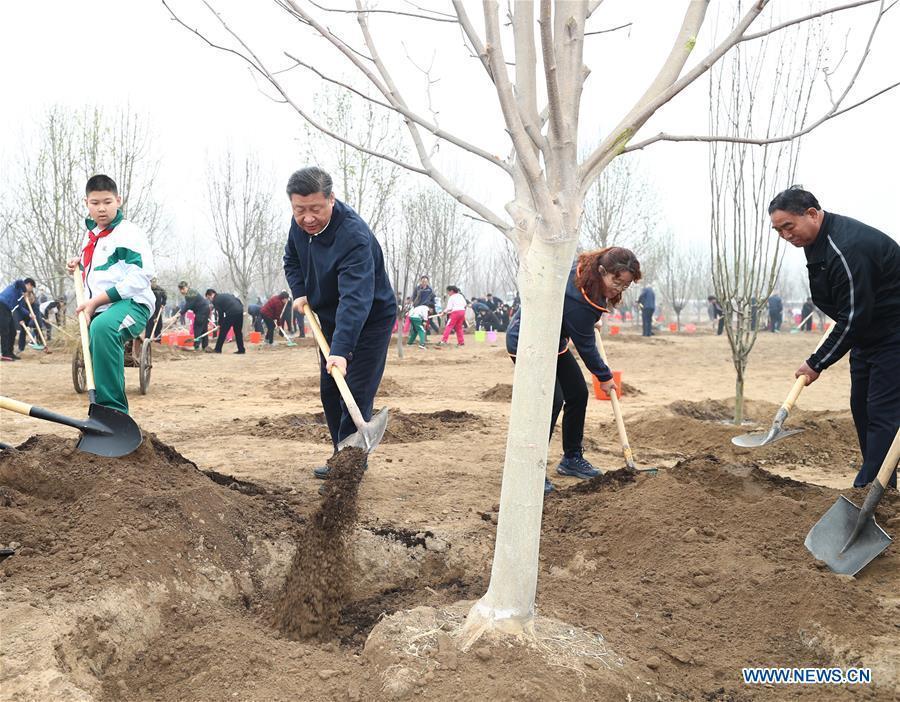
[303,303,388,453]
[18,321,45,351]
[790,310,814,334]
[804,428,899,576]
[732,324,832,448]
[24,297,51,353]
[595,329,658,475]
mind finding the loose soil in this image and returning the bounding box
[2,329,897,700]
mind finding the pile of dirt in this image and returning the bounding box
[629,402,860,473]
[376,376,412,397]
[479,383,512,401]
[669,399,734,420]
[620,381,642,396]
[381,410,483,443]
[250,412,331,442]
[541,456,900,699]
[274,447,367,639]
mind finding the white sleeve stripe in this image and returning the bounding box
[819,236,854,366]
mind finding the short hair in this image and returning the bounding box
[446,285,459,294]
[178,281,189,289]
[23,277,36,287]
[279,291,290,299]
[420,275,429,281]
[768,186,820,215]
[85,174,118,196]
[205,288,216,296]
[286,167,333,198]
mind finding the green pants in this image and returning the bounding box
[89,300,149,414]
[407,317,426,345]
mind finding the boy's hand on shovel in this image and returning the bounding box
[795,362,820,385]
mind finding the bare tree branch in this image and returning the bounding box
[585,22,631,36]
[304,0,458,23]
[740,0,890,42]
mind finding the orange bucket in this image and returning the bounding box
[610,325,620,335]
[669,323,677,332]
[592,371,623,401]
[179,333,193,347]
[249,331,262,344]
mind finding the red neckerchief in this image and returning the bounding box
[81,225,115,281]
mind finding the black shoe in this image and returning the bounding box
[313,458,369,479]
[313,464,330,479]
[556,450,601,479]
[234,350,246,354]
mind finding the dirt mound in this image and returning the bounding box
[251,412,331,442]
[541,456,900,699]
[669,399,733,420]
[382,410,483,443]
[247,409,483,445]
[629,403,860,474]
[621,381,642,396]
[479,383,512,401]
[376,376,412,397]
[275,447,367,639]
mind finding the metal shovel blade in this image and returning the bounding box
[731,425,803,448]
[336,407,389,453]
[75,402,143,458]
[804,495,892,576]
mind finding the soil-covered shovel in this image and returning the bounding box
[595,329,658,475]
[804,429,899,576]
[303,304,388,453]
[732,324,832,448]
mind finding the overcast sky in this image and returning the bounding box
[2,0,898,284]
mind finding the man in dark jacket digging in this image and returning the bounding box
[206,289,246,354]
[769,186,900,488]
[283,166,396,479]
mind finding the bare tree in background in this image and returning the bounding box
[580,156,661,251]
[303,87,406,244]
[168,0,897,649]
[709,5,824,424]
[207,151,281,304]
[1,105,162,301]
[659,234,705,331]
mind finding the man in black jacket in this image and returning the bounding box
[769,187,900,488]
[283,167,396,477]
[413,276,438,334]
[206,289,246,354]
[178,281,211,351]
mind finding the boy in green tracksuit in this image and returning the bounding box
[66,175,154,414]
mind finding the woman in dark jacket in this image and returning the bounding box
[507,247,641,493]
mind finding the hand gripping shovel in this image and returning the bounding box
[595,329,657,475]
[732,324,833,448]
[18,320,45,351]
[303,303,388,453]
[804,428,899,576]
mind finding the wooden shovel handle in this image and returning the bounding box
[875,429,900,489]
[18,320,38,345]
[23,297,49,346]
[783,323,836,412]
[302,303,366,432]
[72,270,97,392]
[0,396,33,416]
[594,329,636,469]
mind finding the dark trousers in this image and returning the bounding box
[0,303,15,357]
[769,311,781,332]
[215,315,245,353]
[716,317,725,335]
[193,313,210,349]
[641,308,654,336]
[849,332,900,488]
[511,349,587,454]
[294,311,306,337]
[262,316,276,344]
[319,317,394,449]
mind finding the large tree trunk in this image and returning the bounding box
[460,232,577,645]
